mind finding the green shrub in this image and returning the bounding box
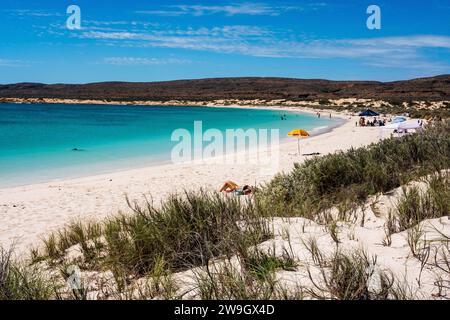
[0,247,57,300]
[256,122,450,218]
[245,249,296,281]
[390,172,450,233]
[308,250,394,300]
[40,190,271,280]
[102,191,271,276]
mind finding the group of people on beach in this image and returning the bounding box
[357,117,386,127]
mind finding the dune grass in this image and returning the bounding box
[195,248,298,300]
[4,121,449,300]
[256,121,450,219]
[387,172,450,234]
[40,221,103,263]
[37,190,271,286]
[244,247,296,281]
[196,246,406,300]
[307,249,395,300]
[101,191,271,281]
[433,236,450,298]
[196,261,277,300]
[0,247,57,300]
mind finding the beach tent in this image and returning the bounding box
[383,120,423,131]
[380,120,423,139]
[398,120,422,130]
[383,122,400,130]
[359,109,380,117]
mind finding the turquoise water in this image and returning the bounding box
[0,103,340,187]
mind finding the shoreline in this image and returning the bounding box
[0,105,381,255]
[0,96,354,117]
[0,114,342,190]
[0,97,333,107]
[0,103,345,189]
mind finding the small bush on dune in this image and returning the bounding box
[394,187,423,232]
[244,248,296,281]
[389,172,450,234]
[195,252,298,300]
[0,247,57,300]
[196,261,276,300]
[427,173,450,217]
[307,250,394,300]
[41,221,103,263]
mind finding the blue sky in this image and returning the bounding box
[0,0,449,83]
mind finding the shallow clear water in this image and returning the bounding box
[0,103,339,187]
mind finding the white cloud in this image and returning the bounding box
[49,17,450,73]
[79,25,270,42]
[79,27,450,61]
[4,9,62,17]
[346,35,450,49]
[136,2,324,17]
[0,58,28,67]
[82,32,139,40]
[137,3,277,16]
[102,57,189,65]
[366,58,448,71]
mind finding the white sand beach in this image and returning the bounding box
[2,0,448,301]
[0,108,383,254]
[2,106,449,299]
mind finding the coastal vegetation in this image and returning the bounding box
[1,121,449,300]
[308,101,450,121]
[256,121,450,219]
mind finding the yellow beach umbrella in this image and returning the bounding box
[288,129,310,155]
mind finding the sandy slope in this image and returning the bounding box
[165,180,450,300]
[0,108,382,254]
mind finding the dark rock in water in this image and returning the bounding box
[72,148,84,151]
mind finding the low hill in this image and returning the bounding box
[0,75,449,102]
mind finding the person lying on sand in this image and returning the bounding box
[219,181,253,196]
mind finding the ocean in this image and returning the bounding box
[0,103,340,187]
